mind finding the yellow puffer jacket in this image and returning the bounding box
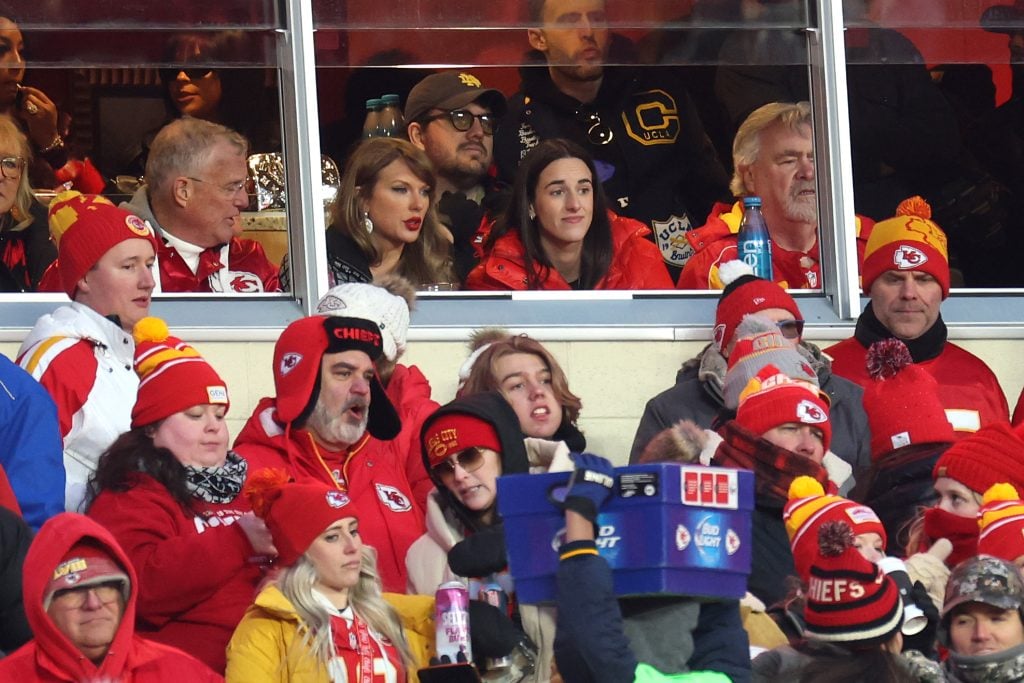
[226,585,435,683]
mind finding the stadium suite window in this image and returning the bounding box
[3,0,1024,338]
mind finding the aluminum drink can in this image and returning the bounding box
[435,581,472,664]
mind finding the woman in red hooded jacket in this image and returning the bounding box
[464,138,673,291]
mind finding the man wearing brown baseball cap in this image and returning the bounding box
[405,71,508,280]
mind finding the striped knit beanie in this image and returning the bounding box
[978,483,1024,562]
[804,521,903,646]
[131,317,228,428]
[785,476,887,581]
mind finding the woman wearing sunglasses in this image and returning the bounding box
[464,138,672,291]
[0,114,53,291]
[409,391,562,681]
[324,137,455,289]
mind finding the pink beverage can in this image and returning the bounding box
[435,581,472,664]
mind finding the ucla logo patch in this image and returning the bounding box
[623,89,680,146]
[652,213,694,266]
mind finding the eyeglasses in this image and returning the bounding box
[576,108,613,145]
[775,319,805,339]
[159,67,216,83]
[187,176,252,198]
[51,581,123,610]
[422,109,497,136]
[430,448,486,484]
[0,156,25,180]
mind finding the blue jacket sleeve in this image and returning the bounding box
[0,356,65,530]
[689,600,751,683]
[555,540,639,683]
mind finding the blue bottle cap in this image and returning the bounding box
[366,98,383,109]
[742,196,762,208]
[381,94,400,105]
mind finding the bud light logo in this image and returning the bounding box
[893,245,927,269]
[796,399,827,424]
[694,515,723,560]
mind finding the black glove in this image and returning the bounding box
[468,599,528,659]
[902,580,940,659]
[437,191,485,244]
[448,526,508,577]
[560,453,615,524]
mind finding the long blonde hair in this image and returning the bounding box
[277,545,414,673]
[0,114,34,231]
[334,137,454,286]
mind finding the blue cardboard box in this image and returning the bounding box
[496,463,753,604]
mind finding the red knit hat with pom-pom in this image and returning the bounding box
[803,520,903,646]
[784,476,887,582]
[862,338,954,460]
[861,196,950,297]
[244,469,361,567]
[977,482,1024,562]
[131,317,229,428]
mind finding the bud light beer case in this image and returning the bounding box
[496,463,753,604]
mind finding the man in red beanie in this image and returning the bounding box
[233,315,424,593]
[0,512,219,681]
[17,190,159,514]
[121,116,280,293]
[677,101,873,290]
[630,261,870,474]
[826,197,1008,438]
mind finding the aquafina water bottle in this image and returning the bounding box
[737,196,773,280]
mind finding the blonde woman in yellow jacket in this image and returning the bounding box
[226,471,433,682]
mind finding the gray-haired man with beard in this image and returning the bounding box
[677,101,874,290]
[232,315,424,594]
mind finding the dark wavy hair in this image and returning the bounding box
[87,428,195,514]
[794,640,916,683]
[486,138,613,289]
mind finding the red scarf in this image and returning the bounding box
[328,610,404,682]
[714,421,833,504]
[922,507,979,568]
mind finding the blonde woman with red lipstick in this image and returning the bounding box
[465,138,672,290]
[325,137,455,289]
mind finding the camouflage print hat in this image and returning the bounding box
[939,555,1024,645]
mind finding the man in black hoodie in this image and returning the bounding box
[494,0,730,281]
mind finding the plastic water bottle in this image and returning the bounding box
[362,98,383,138]
[737,196,773,280]
[379,94,405,137]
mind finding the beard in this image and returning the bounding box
[783,182,818,224]
[307,397,369,448]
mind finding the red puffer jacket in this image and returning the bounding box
[464,211,673,290]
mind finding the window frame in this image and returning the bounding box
[2,0,1022,345]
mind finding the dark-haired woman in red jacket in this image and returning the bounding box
[465,138,672,291]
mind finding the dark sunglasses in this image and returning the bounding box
[576,108,614,145]
[159,67,216,82]
[775,319,805,339]
[422,109,497,135]
[430,448,486,482]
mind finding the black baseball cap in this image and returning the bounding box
[404,71,507,126]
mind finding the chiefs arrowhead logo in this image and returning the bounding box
[279,352,302,376]
[796,399,827,424]
[229,272,263,292]
[893,245,927,269]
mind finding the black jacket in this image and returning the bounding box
[494,46,730,279]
